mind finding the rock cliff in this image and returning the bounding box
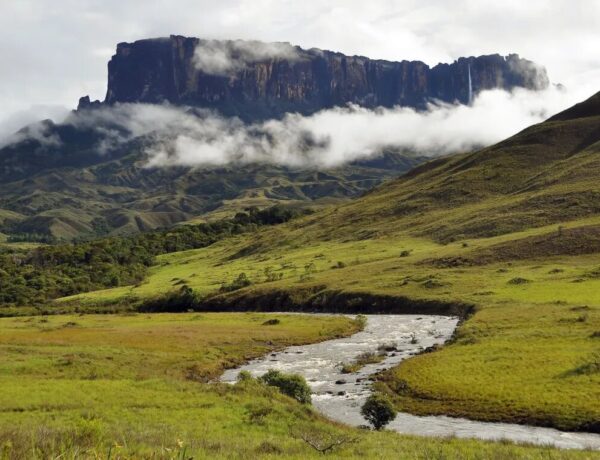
[93,35,549,119]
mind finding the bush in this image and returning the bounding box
[220,272,252,292]
[361,394,397,430]
[508,277,530,285]
[354,314,368,330]
[262,318,281,326]
[237,370,254,382]
[137,285,200,312]
[259,369,312,404]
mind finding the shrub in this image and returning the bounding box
[237,370,254,382]
[262,318,281,326]
[361,394,397,430]
[220,272,252,292]
[508,277,530,285]
[354,314,368,330]
[340,351,384,374]
[137,285,200,312]
[259,369,312,404]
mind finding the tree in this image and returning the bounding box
[361,394,397,430]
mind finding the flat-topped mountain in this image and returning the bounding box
[85,35,549,119]
[0,36,551,240]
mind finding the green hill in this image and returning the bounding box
[0,118,426,240]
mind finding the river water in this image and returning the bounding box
[220,314,600,450]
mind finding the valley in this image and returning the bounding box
[45,92,600,439]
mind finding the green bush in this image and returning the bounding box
[236,370,254,382]
[137,285,200,312]
[219,272,252,292]
[361,394,397,430]
[259,369,312,404]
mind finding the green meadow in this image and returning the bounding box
[56,214,600,432]
[0,313,595,459]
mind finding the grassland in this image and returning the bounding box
[0,312,594,459]
[4,93,600,456]
[57,216,600,432]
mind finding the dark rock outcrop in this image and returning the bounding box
[101,35,549,120]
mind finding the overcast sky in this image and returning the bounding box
[1,0,599,133]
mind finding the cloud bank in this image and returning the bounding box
[193,39,301,75]
[46,84,580,169]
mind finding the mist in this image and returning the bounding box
[6,84,593,169]
[110,85,589,169]
[0,105,69,146]
[193,39,301,75]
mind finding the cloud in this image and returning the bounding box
[193,39,301,75]
[0,105,69,147]
[143,86,579,168]
[52,84,586,169]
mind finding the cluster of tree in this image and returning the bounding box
[6,233,58,244]
[0,206,311,307]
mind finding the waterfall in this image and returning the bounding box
[468,63,473,105]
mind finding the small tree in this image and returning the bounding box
[260,369,312,404]
[361,394,397,430]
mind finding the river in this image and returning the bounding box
[220,314,600,450]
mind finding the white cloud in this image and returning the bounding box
[193,39,301,75]
[54,83,588,169]
[0,105,69,146]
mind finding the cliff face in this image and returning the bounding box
[98,35,549,119]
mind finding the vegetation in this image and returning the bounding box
[53,94,600,434]
[2,91,600,455]
[361,394,398,430]
[259,369,312,404]
[341,351,386,374]
[0,312,590,459]
[0,205,309,306]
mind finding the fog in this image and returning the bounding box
[15,83,579,169]
[193,39,302,75]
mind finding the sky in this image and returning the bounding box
[0,0,599,154]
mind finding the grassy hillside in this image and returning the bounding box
[0,313,591,459]
[56,91,600,433]
[0,116,425,240]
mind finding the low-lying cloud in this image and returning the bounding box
[193,39,301,76]
[108,86,587,168]
[0,105,69,146]
[6,85,593,170]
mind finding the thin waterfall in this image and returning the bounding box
[468,63,473,105]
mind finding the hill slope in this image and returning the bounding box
[282,90,600,244]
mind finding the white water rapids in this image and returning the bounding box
[221,314,600,450]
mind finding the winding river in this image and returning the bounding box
[221,314,600,450]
